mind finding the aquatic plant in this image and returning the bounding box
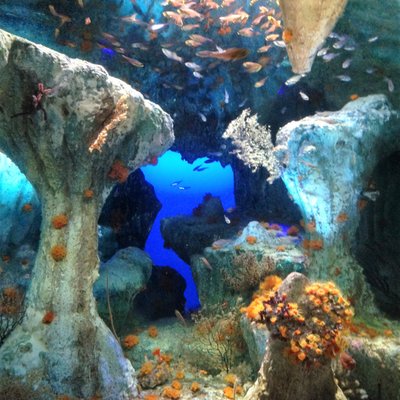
[222,109,280,183]
[189,301,247,373]
[221,252,275,293]
[243,278,353,366]
[0,287,26,347]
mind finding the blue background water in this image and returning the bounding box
[142,150,235,311]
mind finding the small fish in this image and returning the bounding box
[273,40,286,48]
[181,23,200,31]
[193,71,204,79]
[196,48,249,61]
[266,33,280,41]
[362,190,380,201]
[174,309,187,326]
[365,67,376,74]
[238,98,248,107]
[224,88,229,104]
[384,77,394,92]
[257,45,272,53]
[161,48,184,63]
[323,52,340,62]
[171,180,182,186]
[344,45,356,51]
[121,55,144,68]
[149,23,168,32]
[200,256,213,271]
[204,159,214,164]
[178,186,191,190]
[185,62,202,71]
[207,151,223,157]
[368,36,378,43]
[317,47,329,57]
[342,58,352,69]
[195,166,208,172]
[224,215,231,224]
[85,17,91,25]
[333,39,346,49]
[299,91,309,101]
[131,42,149,50]
[254,77,268,88]
[285,74,303,86]
[336,74,351,82]
[198,112,207,122]
[243,62,262,73]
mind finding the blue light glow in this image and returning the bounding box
[142,150,235,311]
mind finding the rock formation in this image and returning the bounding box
[0,29,173,399]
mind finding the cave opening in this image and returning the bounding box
[355,150,400,318]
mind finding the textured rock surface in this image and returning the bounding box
[0,29,173,399]
[274,95,400,315]
[99,169,161,250]
[94,247,152,333]
[191,221,306,308]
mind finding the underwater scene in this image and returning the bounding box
[0,0,399,399]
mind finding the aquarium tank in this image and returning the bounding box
[0,0,399,399]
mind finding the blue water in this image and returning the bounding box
[142,150,235,311]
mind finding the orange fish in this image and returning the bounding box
[243,61,262,73]
[196,47,249,61]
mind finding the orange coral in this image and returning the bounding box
[52,214,68,229]
[148,325,158,338]
[259,275,282,291]
[276,245,286,252]
[42,311,55,324]
[282,28,293,43]
[287,225,300,236]
[108,160,130,183]
[3,287,18,298]
[22,203,33,213]
[51,245,67,261]
[123,334,139,349]
[246,235,257,245]
[224,374,238,386]
[171,380,182,390]
[336,213,348,223]
[175,370,185,379]
[144,395,159,400]
[269,223,282,231]
[83,189,94,199]
[302,239,324,250]
[191,382,201,392]
[162,386,181,399]
[222,386,244,399]
[140,361,154,375]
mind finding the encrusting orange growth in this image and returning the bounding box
[162,386,181,399]
[191,382,201,392]
[83,189,94,199]
[244,278,354,366]
[22,203,33,213]
[282,28,293,43]
[148,325,158,338]
[122,334,139,349]
[175,370,185,379]
[51,214,68,229]
[224,373,238,386]
[171,380,182,390]
[302,239,324,250]
[144,395,159,400]
[287,225,300,236]
[42,311,55,324]
[140,361,154,375]
[51,245,67,261]
[246,235,257,245]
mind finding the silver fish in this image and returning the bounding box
[342,58,352,69]
[323,52,340,62]
[185,61,202,71]
[285,74,303,86]
[336,74,352,82]
[193,71,203,79]
[344,45,356,51]
[200,256,213,270]
[384,77,394,92]
[162,48,184,63]
[273,40,286,48]
[368,36,378,43]
[299,91,309,101]
[317,47,329,57]
[171,180,182,186]
[224,215,231,224]
[224,88,229,104]
[362,190,380,201]
[198,112,207,122]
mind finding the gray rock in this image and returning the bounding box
[94,247,153,332]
